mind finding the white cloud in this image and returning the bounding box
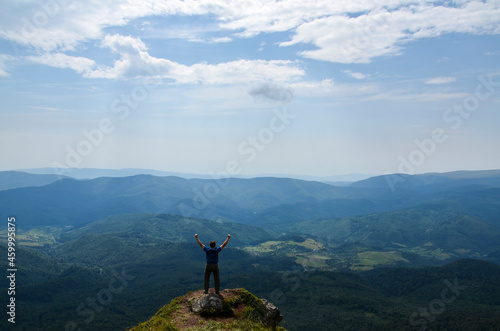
[2,0,500,79]
[26,53,95,74]
[179,59,305,84]
[281,1,500,63]
[280,11,405,63]
[0,0,201,51]
[16,32,304,85]
[0,54,14,77]
[0,1,113,51]
[83,34,167,79]
[343,70,369,80]
[26,106,68,112]
[289,79,338,97]
[206,37,233,43]
[485,51,499,56]
[365,90,469,102]
[3,1,499,57]
[84,34,305,84]
[425,76,456,84]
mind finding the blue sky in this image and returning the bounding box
[0,0,499,177]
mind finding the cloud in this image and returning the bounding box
[181,59,304,85]
[425,77,456,84]
[0,1,112,51]
[26,106,67,112]
[281,1,500,63]
[0,0,206,51]
[83,34,172,79]
[0,54,14,77]
[280,11,404,63]
[249,83,294,102]
[2,0,500,79]
[485,51,499,56]
[288,79,337,97]
[342,70,369,80]
[84,34,305,84]
[26,53,95,74]
[3,1,498,57]
[364,90,469,103]
[0,0,242,52]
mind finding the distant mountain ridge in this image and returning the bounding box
[6,168,500,191]
[351,169,500,192]
[15,167,375,182]
[17,167,208,180]
[0,174,371,227]
[0,171,65,191]
[1,169,500,229]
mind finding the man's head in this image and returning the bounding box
[210,241,216,248]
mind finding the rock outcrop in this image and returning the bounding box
[129,288,286,330]
[190,293,225,315]
[253,298,283,328]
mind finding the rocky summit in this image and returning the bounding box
[129,288,286,331]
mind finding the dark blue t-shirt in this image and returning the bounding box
[204,246,222,264]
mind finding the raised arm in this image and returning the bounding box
[194,234,205,249]
[220,234,231,250]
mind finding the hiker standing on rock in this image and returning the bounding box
[195,234,231,295]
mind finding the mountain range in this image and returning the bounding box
[2,169,500,256]
[1,168,500,330]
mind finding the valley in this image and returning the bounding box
[1,169,500,330]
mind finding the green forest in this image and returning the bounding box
[1,214,500,330]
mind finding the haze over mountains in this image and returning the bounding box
[15,167,374,183]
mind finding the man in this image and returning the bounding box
[195,233,231,295]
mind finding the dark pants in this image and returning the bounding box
[204,263,220,293]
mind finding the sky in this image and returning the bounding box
[0,0,499,178]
